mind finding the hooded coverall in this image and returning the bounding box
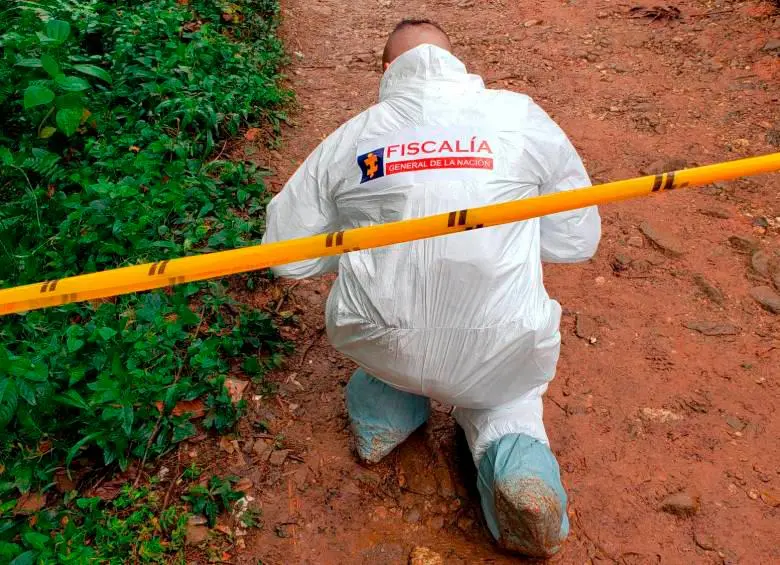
[262,44,601,557]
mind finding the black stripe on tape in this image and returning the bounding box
[663,171,676,190]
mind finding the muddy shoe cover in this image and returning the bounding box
[345,369,430,464]
[477,433,569,558]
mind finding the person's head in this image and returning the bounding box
[382,19,452,71]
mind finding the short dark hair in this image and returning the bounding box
[392,18,448,37]
[383,19,451,65]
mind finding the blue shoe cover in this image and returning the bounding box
[345,369,430,464]
[477,433,569,557]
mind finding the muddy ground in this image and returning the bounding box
[194,0,779,563]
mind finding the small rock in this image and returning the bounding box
[684,321,739,336]
[747,489,759,500]
[752,217,770,229]
[762,39,780,52]
[694,527,717,550]
[660,490,700,517]
[728,235,759,253]
[693,274,724,305]
[268,449,290,466]
[627,235,644,248]
[252,440,272,461]
[760,490,780,507]
[699,207,731,219]
[612,253,632,271]
[523,19,541,27]
[751,250,774,278]
[185,524,210,545]
[403,507,422,523]
[409,546,444,565]
[750,286,780,313]
[355,469,381,487]
[434,465,456,499]
[426,515,445,529]
[188,514,208,526]
[575,314,599,342]
[640,222,685,257]
[352,52,374,64]
[773,271,780,292]
[640,407,683,423]
[457,516,475,531]
[725,415,747,431]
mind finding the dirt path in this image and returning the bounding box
[231,1,779,563]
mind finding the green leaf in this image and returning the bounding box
[65,432,102,467]
[39,126,57,139]
[0,379,18,429]
[15,58,42,68]
[21,531,49,551]
[55,390,89,410]
[0,347,10,371]
[65,334,85,352]
[0,541,22,559]
[121,404,134,436]
[55,92,84,110]
[97,327,117,340]
[10,550,38,565]
[23,85,55,109]
[68,367,86,387]
[73,64,111,84]
[55,75,90,92]
[45,20,70,43]
[16,380,36,406]
[56,108,82,137]
[40,54,60,77]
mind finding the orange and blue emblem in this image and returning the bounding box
[357,148,385,183]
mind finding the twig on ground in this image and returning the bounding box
[298,326,326,368]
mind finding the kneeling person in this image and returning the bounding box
[262,19,601,558]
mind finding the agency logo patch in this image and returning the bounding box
[357,148,385,184]
[357,131,496,184]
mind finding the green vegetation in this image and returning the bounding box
[0,0,291,560]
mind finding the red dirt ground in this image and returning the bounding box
[203,0,780,563]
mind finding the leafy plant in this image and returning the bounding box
[182,475,244,527]
[0,0,292,561]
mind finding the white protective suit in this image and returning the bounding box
[263,44,601,462]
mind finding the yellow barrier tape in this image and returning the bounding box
[1,153,779,316]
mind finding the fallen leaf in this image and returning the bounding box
[14,492,46,515]
[86,481,122,502]
[54,469,77,493]
[224,378,249,404]
[154,398,206,418]
[244,127,262,141]
[215,521,233,536]
[235,477,253,493]
[219,436,236,454]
